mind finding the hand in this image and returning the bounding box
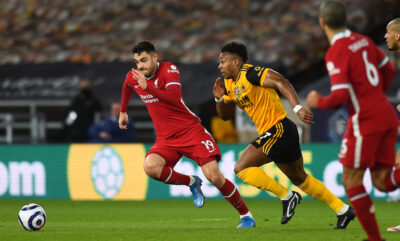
[99,131,112,140]
[119,112,129,130]
[297,107,315,125]
[131,69,147,90]
[213,77,225,99]
[306,90,322,108]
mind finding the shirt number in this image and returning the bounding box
[362,50,379,86]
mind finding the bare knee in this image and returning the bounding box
[143,158,163,179]
[205,171,225,187]
[202,162,225,188]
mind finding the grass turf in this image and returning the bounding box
[1,199,399,241]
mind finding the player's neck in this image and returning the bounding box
[233,67,241,81]
[325,27,347,45]
[146,62,160,79]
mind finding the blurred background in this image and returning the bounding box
[1,0,400,144]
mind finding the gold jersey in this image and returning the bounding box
[223,64,287,135]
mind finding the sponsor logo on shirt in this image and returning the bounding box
[139,94,159,103]
[167,65,180,74]
[326,61,341,76]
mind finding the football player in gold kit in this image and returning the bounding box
[213,41,354,228]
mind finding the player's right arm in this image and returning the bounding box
[119,74,134,130]
[213,77,235,121]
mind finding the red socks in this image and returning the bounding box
[218,179,249,215]
[159,167,191,185]
[384,168,400,191]
[347,185,382,241]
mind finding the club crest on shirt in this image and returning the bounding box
[234,86,241,98]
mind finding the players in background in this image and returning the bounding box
[119,41,255,228]
[307,1,399,240]
[213,41,354,228]
[385,17,400,232]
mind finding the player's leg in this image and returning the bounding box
[144,148,204,208]
[269,118,352,227]
[235,146,290,200]
[200,160,255,228]
[187,126,255,228]
[343,167,383,241]
[143,153,191,185]
[235,119,302,224]
[370,127,400,192]
[277,158,353,228]
[341,131,385,240]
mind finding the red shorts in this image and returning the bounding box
[146,125,221,167]
[339,127,397,169]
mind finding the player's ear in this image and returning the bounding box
[152,53,158,62]
[396,33,400,41]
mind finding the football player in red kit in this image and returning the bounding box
[119,41,255,228]
[307,1,399,240]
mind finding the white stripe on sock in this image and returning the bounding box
[224,188,236,198]
[164,167,173,182]
[350,192,368,201]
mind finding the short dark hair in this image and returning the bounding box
[221,41,248,62]
[132,41,156,55]
[320,0,346,29]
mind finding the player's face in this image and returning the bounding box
[385,22,399,51]
[218,52,239,79]
[133,51,158,77]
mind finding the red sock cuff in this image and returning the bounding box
[346,185,367,199]
[160,167,173,182]
[218,178,235,197]
[159,167,190,185]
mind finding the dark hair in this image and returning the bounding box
[132,41,156,55]
[320,0,346,29]
[221,41,248,62]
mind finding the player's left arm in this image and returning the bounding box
[260,68,314,125]
[375,48,396,91]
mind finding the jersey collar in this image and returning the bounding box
[331,29,351,45]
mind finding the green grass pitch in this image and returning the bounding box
[1,199,399,241]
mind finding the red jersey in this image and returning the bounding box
[318,29,397,136]
[120,62,200,139]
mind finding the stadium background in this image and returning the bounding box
[1,0,400,201]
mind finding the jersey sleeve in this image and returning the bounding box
[120,72,134,112]
[246,66,269,86]
[161,63,181,88]
[318,50,351,109]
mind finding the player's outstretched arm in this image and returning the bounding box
[214,77,235,121]
[119,112,129,130]
[262,69,314,125]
